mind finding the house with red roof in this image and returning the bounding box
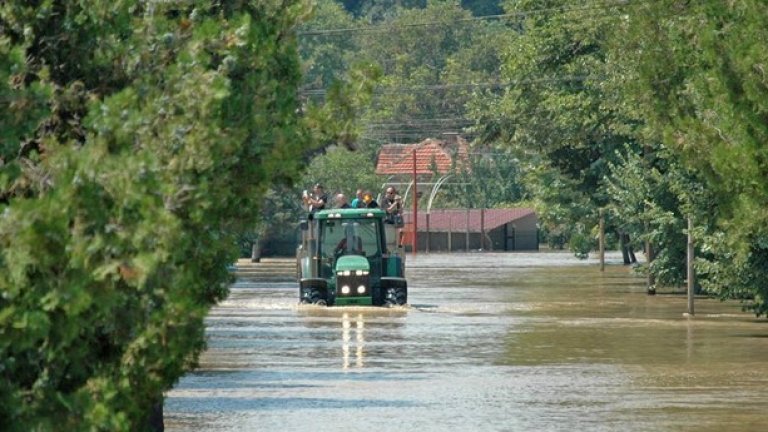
[375,136,469,176]
[374,136,537,252]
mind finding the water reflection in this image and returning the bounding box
[341,312,365,369]
[296,306,408,370]
[686,318,694,362]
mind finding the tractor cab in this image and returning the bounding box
[297,208,407,306]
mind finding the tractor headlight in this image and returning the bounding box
[355,270,368,276]
[341,285,351,294]
[343,270,351,276]
[357,285,366,294]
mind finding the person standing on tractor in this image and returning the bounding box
[363,191,379,208]
[334,193,350,209]
[302,183,328,213]
[383,186,402,223]
[350,189,364,208]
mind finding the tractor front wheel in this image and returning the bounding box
[384,287,407,307]
[301,288,329,306]
[309,288,327,306]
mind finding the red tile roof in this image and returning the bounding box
[375,137,469,175]
[401,208,536,232]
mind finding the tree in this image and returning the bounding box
[300,146,383,199]
[0,1,315,429]
[299,1,359,90]
[486,0,641,256]
[356,2,508,144]
[603,147,715,287]
[615,1,768,314]
[461,0,503,16]
[438,150,527,209]
[245,146,385,258]
[338,0,428,21]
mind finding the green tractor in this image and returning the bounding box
[296,208,407,307]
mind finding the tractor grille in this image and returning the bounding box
[336,274,370,297]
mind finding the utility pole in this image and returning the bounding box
[686,216,695,316]
[646,241,655,294]
[465,207,470,252]
[644,143,656,295]
[480,208,485,251]
[412,149,418,255]
[599,208,605,272]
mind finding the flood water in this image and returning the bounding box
[165,252,768,431]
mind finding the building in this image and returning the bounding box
[375,136,469,176]
[401,208,538,252]
[374,136,536,252]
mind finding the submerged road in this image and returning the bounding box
[165,252,768,431]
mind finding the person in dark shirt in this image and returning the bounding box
[334,193,350,208]
[362,191,378,208]
[383,186,402,220]
[302,183,328,212]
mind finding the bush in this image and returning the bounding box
[0,2,310,429]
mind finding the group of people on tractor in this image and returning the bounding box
[301,183,403,223]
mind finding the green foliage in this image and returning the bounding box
[335,0,503,22]
[524,164,594,253]
[354,1,509,144]
[697,230,768,316]
[300,2,359,89]
[301,146,382,199]
[487,0,642,257]
[568,228,593,260]
[603,146,705,286]
[0,35,52,165]
[303,62,382,151]
[246,146,384,258]
[461,0,503,16]
[616,0,768,313]
[338,0,427,21]
[438,151,526,209]
[0,1,313,429]
[299,0,768,316]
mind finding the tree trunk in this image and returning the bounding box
[626,234,637,264]
[619,231,630,264]
[646,241,656,295]
[251,239,262,263]
[145,398,164,432]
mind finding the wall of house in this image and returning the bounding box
[488,214,539,251]
[419,232,484,252]
[412,213,539,252]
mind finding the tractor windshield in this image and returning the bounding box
[319,218,381,262]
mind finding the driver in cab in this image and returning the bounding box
[334,224,364,257]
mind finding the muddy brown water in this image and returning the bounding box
[165,252,768,431]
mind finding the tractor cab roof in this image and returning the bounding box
[311,208,387,220]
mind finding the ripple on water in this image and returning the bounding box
[166,253,768,432]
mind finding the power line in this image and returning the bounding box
[361,109,566,130]
[360,110,624,136]
[364,127,473,134]
[298,1,650,36]
[362,104,567,124]
[362,131,478,138]
[365,118,475,127]
[300,75,594,97]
